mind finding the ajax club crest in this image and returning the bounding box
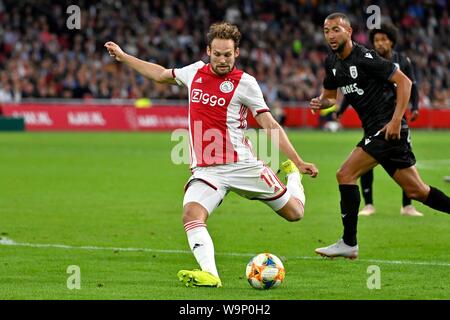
[220,81,234,93]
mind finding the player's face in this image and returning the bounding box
[323,18,352,53]
[373,33,393,58]
[207,39,239,76]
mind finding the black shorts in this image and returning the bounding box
[357,129,416,177]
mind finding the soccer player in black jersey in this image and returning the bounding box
[336,23,423,217]
[311,13,450,259]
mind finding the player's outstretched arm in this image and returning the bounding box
[104,41,176,84]
[256,112,319,178]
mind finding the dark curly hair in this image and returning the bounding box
[369,23,398,47]
[207,22,241,48]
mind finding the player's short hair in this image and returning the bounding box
[324,12,351,26]
[207,22,241,48]
[369,23,398,47]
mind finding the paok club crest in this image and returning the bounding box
[349,66,358,79]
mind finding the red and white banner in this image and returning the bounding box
[135,107,188,130]
[0,104,188,131]
[1,104,133,131]
[1,103,449,131]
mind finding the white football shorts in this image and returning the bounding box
[183,161,290,214]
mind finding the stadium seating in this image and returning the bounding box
[0,0,448,109]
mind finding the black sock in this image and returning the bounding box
[360,170,373,205]
[402,190,412,207]
[339,184,361,246]
[424,186,450,213]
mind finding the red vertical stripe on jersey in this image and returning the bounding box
[237,104,248,129]
[189,65,243,166]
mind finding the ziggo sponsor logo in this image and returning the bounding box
[191,89,226,107]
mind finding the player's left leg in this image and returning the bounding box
[360,169,374,206]
[371,128,450,214]
[276,160,305,222]
[402,190,412,207]
[400,189,424,216]
[359,169,376,216]
[393,166,450,214]
[231,161,304,222]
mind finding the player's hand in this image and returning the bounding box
[410,110,419,122]
[309,97,323,115]
[104,41,126,62]
[298,162,319,178]
[380,120,401,140]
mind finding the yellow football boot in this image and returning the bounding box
[177,269,222,287]
[280,160,299,175]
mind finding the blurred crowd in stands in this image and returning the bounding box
[0,0,448,108]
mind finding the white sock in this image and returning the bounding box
[287,172,306,207]
[184,220,219,277]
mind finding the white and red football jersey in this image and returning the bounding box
[173,61,270,168]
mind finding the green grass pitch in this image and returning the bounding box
[0,130,449,300]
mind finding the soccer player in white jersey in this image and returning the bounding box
[105,22,318,287]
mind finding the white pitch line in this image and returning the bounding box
[415,159,450,170]
[417,159,450,165]
[1,237,449,268]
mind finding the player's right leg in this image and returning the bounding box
[228,161,304,222]
[359,169,376,216]
[276,160,306,222]
[315,147,378,259]
[178,179,225,287]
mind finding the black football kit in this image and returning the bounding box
[323,42,415,176]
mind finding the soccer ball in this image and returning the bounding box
[246,253,285,289]
[323,120,341,132]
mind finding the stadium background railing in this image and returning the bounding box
[0,99,449,131]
